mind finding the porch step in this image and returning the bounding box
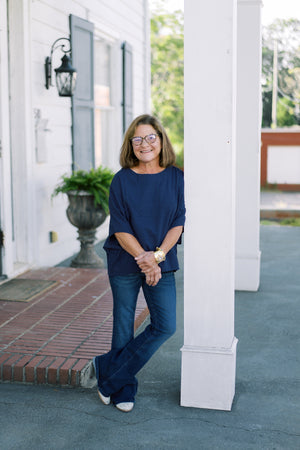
[0,267,148,387]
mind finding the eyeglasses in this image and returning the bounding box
[131,133,158,146]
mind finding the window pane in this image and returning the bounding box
[95,108,111,167]
[94,38,113,168]
[94,39,111,106]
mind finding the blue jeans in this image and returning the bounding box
[94,271,176,404]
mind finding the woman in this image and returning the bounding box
[92,114,185,412]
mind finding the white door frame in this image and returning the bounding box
[0,0,36,277]
[0,0,13,277]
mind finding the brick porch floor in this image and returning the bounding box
[0,267,148,387]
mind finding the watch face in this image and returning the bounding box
[155,250,165,263]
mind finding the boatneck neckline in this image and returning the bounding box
[129,167,167,175]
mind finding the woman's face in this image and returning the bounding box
[131,124,162,166]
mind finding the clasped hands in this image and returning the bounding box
[135,251,161,286]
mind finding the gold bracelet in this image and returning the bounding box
[154,247,166,264]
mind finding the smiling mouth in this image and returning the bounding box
[140,149,153,153]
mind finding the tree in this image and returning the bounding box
[151,4,184,165]
[277,97,298,127]
[262,18,300,128]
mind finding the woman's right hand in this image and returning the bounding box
[145,265,162,287]
[135,251,161,286]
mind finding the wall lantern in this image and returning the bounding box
[45,38,77,97]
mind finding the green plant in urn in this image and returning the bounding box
[53,166,114,268]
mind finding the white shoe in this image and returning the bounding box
[93,357,111,406]
[97,389,111,406]
[115,402,134,412]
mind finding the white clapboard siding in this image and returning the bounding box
[31,0,149,266]
[0,0,150,273]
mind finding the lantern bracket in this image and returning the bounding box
[45,37,76,96]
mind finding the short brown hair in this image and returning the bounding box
[120,114,176,168]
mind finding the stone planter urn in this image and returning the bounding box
[66,190,107,268]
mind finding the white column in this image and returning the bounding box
[235,0,262,291]
[181,0,238,410]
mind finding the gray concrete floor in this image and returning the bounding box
[0,225,299,449]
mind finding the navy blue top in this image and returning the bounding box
[103,166,185,276]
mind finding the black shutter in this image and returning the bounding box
[122,41,133,133]
[70,15,94,171]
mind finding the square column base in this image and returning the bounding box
[235,251,261,291]
[180,338,238,411]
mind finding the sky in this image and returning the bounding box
[262,0,300,25]
[150,0,300,25]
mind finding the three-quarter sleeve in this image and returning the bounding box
[170,170,186,229]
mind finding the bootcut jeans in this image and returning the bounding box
[93,271,176,404]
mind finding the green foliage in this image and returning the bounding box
[260,220,280,226]
[175,150,184,170]
[280,217,300,226]
[261,218,300,227]
[277,97,298,127]
[52,166,114,215]
[262,18,300,128]
[151,5,184,166]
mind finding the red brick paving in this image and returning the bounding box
[0,267,148,387]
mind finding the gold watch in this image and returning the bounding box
[154,247,166,264]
